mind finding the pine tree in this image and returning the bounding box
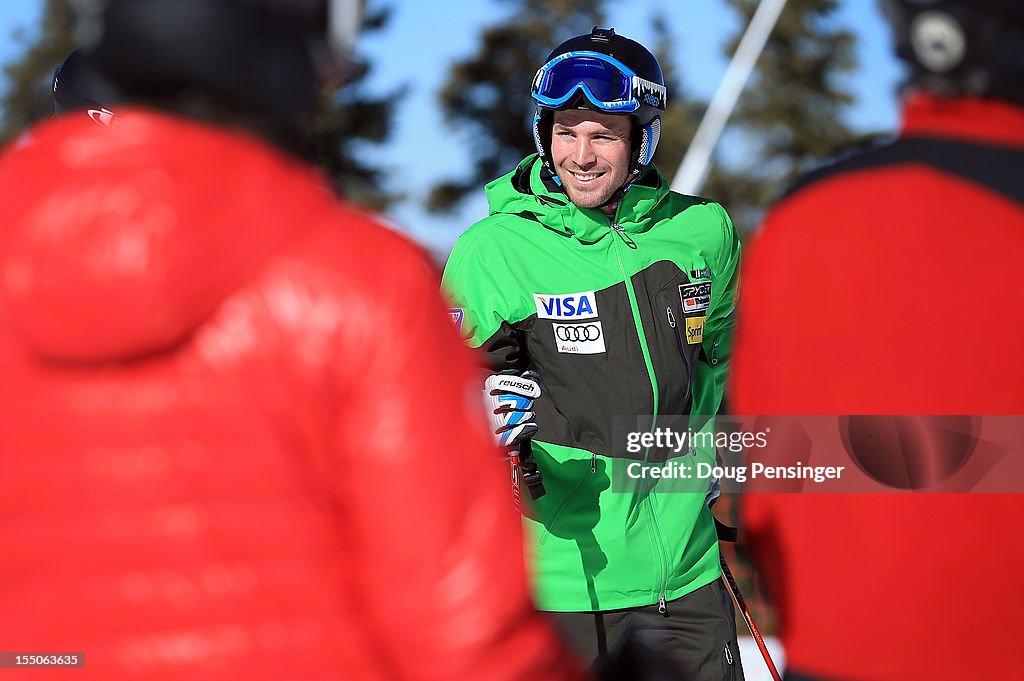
[427,0,605,213]
[312,4,404,210]
[643,18,762,243]
[0,0,76,142]
[0,0,401,209]
[647,13,707,187]
[711,0,859,231]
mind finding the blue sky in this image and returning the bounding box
[361,0,905,253]
[0,1,905,255]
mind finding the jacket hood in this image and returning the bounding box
[484,154,671,243]
[0,109,332,363]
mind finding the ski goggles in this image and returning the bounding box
[531,51,666,114]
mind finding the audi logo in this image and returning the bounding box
[555,324,601,342]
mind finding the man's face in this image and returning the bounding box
[550,109,632,210]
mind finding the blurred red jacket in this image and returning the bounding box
[732,94,1024,680]
[0,110,583,681]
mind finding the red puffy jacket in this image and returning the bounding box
[0,110,583,681]
[732,94,1024,680]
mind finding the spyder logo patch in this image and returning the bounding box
[679,282,712,314]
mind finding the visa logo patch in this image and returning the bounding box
[534,291,599,319]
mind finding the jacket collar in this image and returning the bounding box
[486,155,670,244]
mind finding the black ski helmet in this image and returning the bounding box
[881,0,1024,105]
[73,0,362,138]
[531,27,667,182]
[52,49,120,127]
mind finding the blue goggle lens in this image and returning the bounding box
[535,56,632,105]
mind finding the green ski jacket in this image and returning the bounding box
[442,154,741,612]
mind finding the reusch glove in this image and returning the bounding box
[484,370,541,448]
[706,476,722,507]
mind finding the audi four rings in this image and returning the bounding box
[555,323,601,342]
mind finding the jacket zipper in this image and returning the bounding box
[611,222,670,611]
[610,223,637,249]
[666,307,694,405]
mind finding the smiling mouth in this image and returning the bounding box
[570,171,604,183]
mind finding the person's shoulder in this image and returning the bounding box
[233,196,440,322]
[784,132,1024,208]
[447,155,560,273]
[664,189,726,213]
[658,190,734,236]
[303,202,437,282]
[190,201,440,382]
[780,135,898,203]
[462,154,553,244]
[445,207,542,276]
[457,210,534,246]
[636,166,728,222]
[647,190,738,272]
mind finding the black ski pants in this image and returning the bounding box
[548,580,744,681]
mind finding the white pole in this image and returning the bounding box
[671,0,789,195]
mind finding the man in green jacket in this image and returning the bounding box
[443,28,743,681]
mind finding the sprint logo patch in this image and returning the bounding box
[679,282,712,314]
[685,316,705,345]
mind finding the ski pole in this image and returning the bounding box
[720,553,782,681]
[509,440,545,513]
[508,445,523,513]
